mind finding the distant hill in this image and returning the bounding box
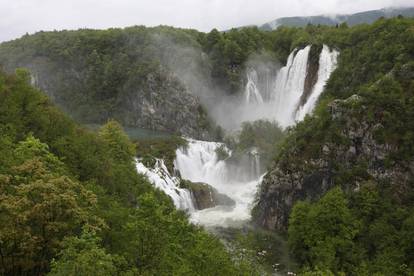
[260,7,414,30]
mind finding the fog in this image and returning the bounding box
[149,32,286,131]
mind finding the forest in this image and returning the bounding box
[0,69,261,275]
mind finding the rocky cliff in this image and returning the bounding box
[0,29,214,140]
[114,69,212,139]
[18,64,212,139]
[253,89,414,231]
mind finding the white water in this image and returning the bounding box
[175,139,264,227]
[135,139,263,227]
[136,158,195,211]
[274,45,311,126]
[244,44,338,127]
[295,45,339,121]
[245,68,264,104]
[136,45,339,228]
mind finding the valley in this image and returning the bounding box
[0,9,414,275]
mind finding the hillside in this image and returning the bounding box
[261,7,414,30]
[0,68,263,275]
[253,17,414,275]
[0,27,219,139]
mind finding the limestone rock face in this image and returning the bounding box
[253,94,414,231]
[118,71,211,140]
[26,65,212,139]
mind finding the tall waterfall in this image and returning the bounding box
[295,45,339,121]
[244,44,338,127]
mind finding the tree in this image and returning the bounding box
[0,136,102,275]
[48,229,124,276]
[288,187,359,273]
[99,120,135,164]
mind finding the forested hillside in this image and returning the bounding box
[260,7,414,30]
[253,17,414,275]
[0,69,258,275]
[0,23,346,135]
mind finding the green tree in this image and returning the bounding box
[0,137,102,275]
[99,120,135,163]
[288,187,359,273]
[48,229,123,276]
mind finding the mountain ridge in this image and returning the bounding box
[260,7,414,30]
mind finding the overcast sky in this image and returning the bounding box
[0,0,413,42]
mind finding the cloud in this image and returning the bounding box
[0,0,412,42]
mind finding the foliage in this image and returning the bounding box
[289,188,359,274]
[48,229,123,276]
[288,183,414,275]
[215,144,230,161]
[231,227,297,274]
[0,69,254,275]
[135,136,187,172]
[0,26,211,136]
[0,136,102,275]
[234,120,285,168]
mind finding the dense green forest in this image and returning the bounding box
[0,69,260,275]
[252,17,414,275]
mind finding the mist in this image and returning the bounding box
[150,32,288,132]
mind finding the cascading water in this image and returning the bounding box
[243,44,338,127]
[274,45,311,126]
[135,140,263,227]
[245,69,264,104]
[295,45,339,121]
[136,45,339,228]
[174,139,229,185]
[175,139,264,227]
[136,158,195,211]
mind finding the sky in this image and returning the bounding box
[0,0,413,42]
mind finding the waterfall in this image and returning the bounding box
[174,139,229,185]
[136,45,339,228]
[175,139,263,227]
[243,44,338,127]
[136,158,195,211]
[249,148,261,178]
[274,45,311,127]
[135,139,262,227]
[245,69,264,104]
[295,45,339,121]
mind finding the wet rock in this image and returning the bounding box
[183,181,235,210]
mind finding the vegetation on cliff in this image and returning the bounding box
[253,17,414,275]
[0,69,257,275]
